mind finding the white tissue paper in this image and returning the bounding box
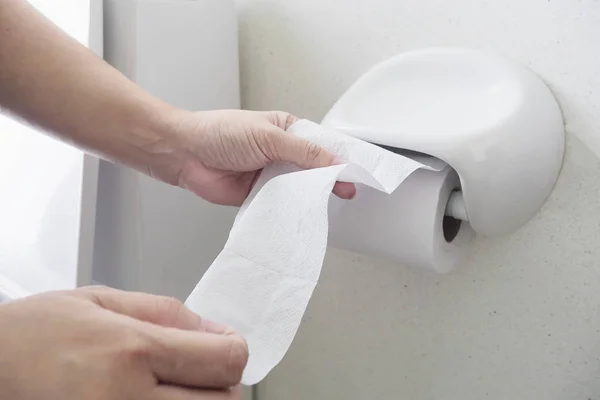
[185,119,436,385]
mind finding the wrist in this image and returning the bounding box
[131,104,206,187]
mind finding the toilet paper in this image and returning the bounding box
[328,157,474,273]
[184,120,470,385]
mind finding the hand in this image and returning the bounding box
[155,109,357,206]
[0,286,248,400]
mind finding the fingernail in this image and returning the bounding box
[199,319,230,334]
[344,188,357,200]
[336,182,357,199]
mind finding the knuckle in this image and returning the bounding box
[284,113,297,130]
[266,111,296,130]
[260,130,282,160]
[266,111,284,127]
[120,331,153,365]
[224,337,249,384]
[157,296,186,326]
[78,284,111,293]
[160,295,184,311]
[75,285,116,304]
[305,142,323,162]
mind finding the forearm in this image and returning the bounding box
[0,0,182,172]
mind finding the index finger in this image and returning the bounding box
[267,133,357,200]
[144,325,249,389]
[78,286,227,333]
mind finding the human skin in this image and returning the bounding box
[0,1,356,398]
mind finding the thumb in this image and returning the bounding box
[265,131,357,199]
[267,130,336,170]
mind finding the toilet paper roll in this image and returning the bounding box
[185,120,472,385]
[328,163,474,273]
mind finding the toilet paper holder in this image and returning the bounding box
[321,47,565,236]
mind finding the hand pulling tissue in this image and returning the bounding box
[185,119,452,385]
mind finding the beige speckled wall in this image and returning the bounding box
[234,0,600,399]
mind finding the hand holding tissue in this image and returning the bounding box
[185,119,471,385]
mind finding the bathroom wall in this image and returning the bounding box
[234,0,600,399]
[93,0,240,297]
